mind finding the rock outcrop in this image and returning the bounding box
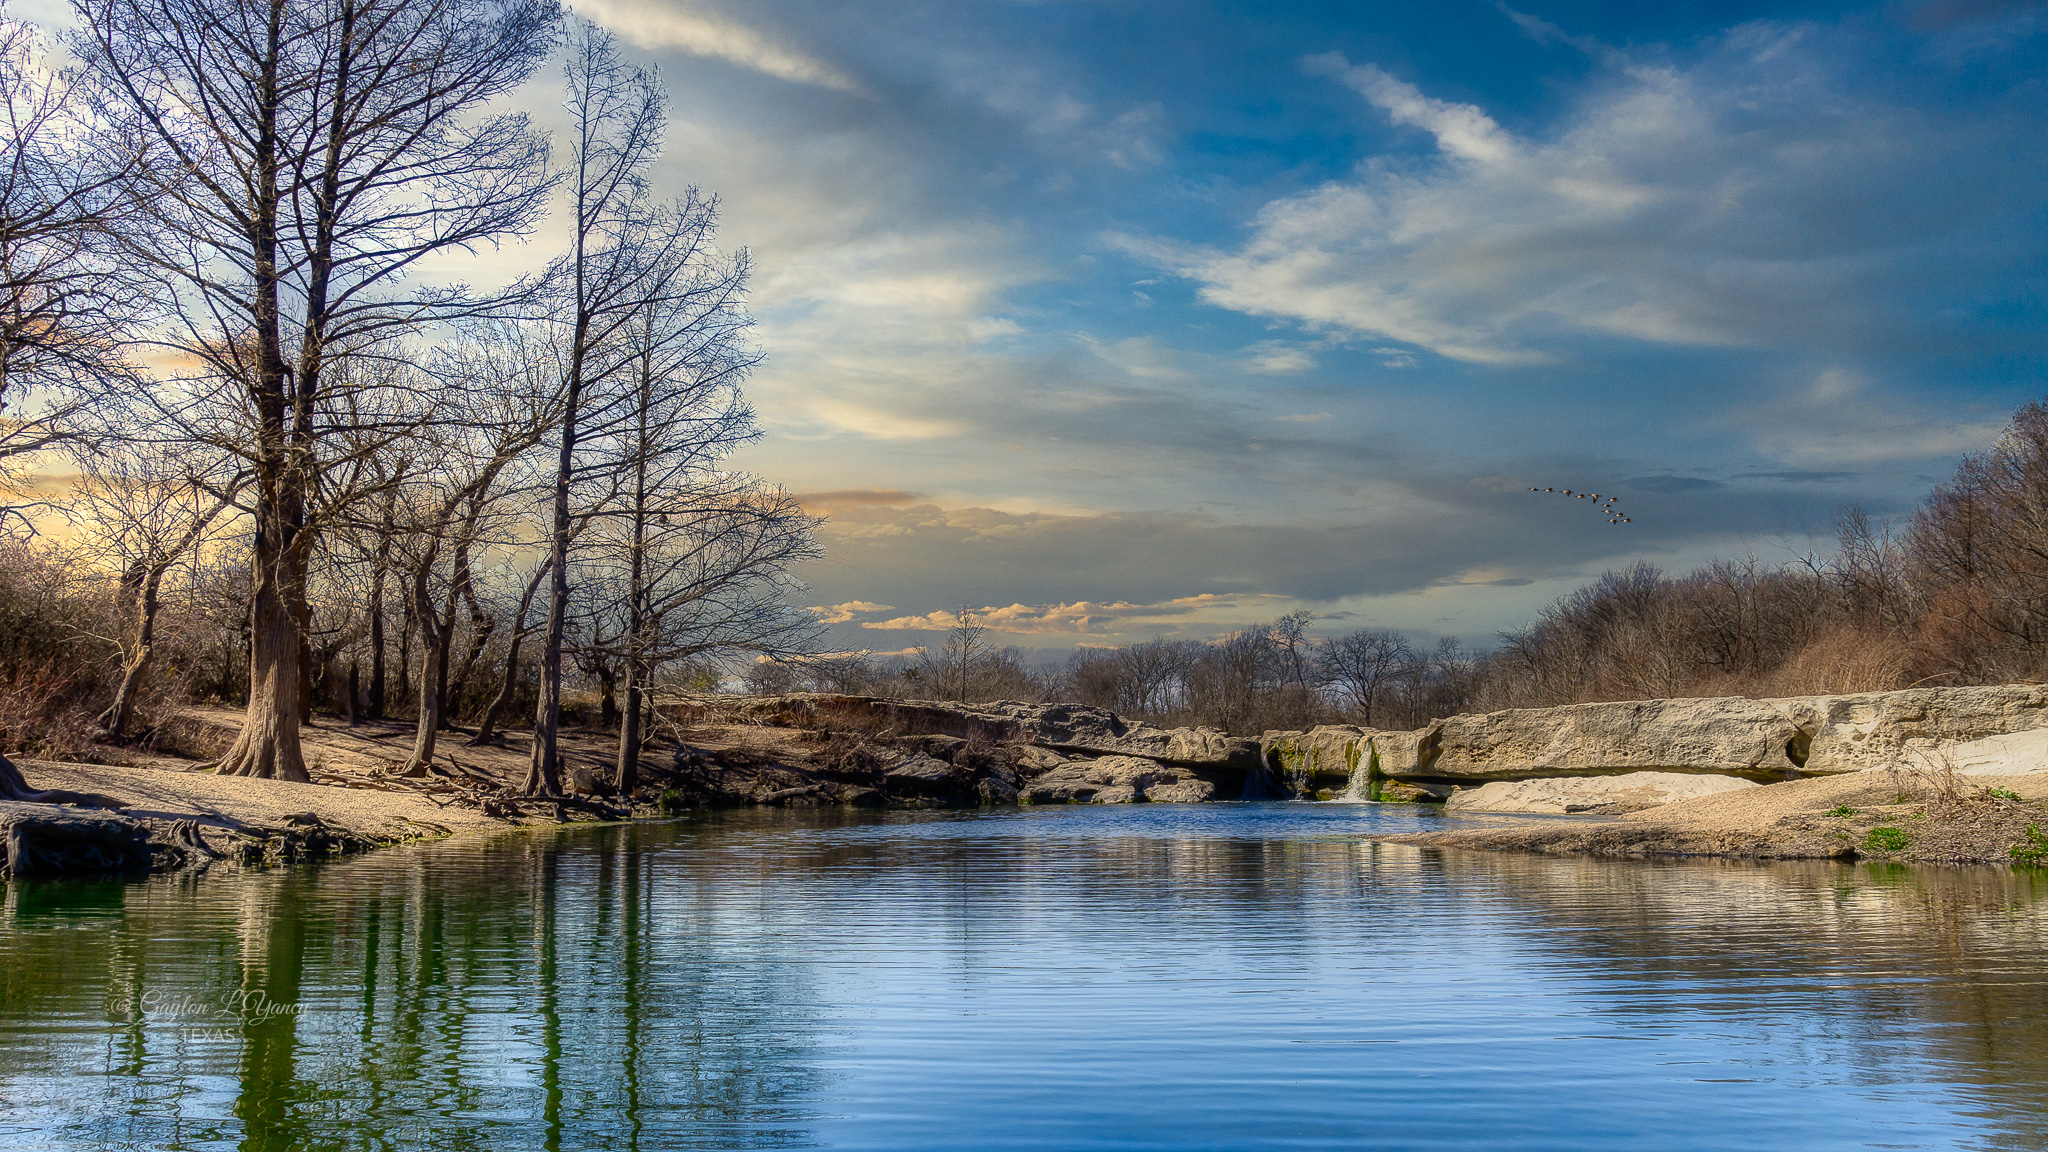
[1444,772,1757,815]
[671,684,2048,809]
[671,694,1261,769]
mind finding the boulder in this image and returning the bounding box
[1020,755,1210,804]
[1445,772,1758,815]
[1264,726,1367,794]
[883,754,955,790]
[1145,779,1217,803]
[1785,686,2048,775]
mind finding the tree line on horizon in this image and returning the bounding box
[0,0,821,794]
[754,399,2048,736]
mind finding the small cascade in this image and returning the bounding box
[1338,765,1370,803]
[1336,738,1376,803]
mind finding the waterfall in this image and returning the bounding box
[1337,738,1373,803]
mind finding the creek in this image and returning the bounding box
[2,803,2045,1150]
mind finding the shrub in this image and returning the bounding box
[1864,826,1912,853]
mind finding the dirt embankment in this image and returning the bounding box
[0,701,1065,877]
[1376,770,2048,866]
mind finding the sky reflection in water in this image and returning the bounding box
[1,803,2045,1151]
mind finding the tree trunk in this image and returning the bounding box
[395,594,413,712]
[367,550,387,718]
[344,660,359,727]
[523,382,578,798]
[473,559,548,748]
[400,556,445,777]
[99,565,168,739]
[445,580,492,722]
[615,667,641,795]
[210,0,309,783]
[596,664,618,730]
[213,505,310,782]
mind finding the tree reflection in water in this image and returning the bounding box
[0,805,2045,1151]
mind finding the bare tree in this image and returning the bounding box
[524,20,674,797]
[388,331,561,776]
[65,442,244,738]
[591,479,822,791]
[1269,609,1319,692]
[1320,629,1417,727]
[73,0,559,781]
[917,608,992,703]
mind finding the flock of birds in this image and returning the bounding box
[1529,486,1632,525]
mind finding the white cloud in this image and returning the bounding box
[808,601,897,623]
[1121,37,2020,367]
[576,0,864,93]
[864,594,1267,635]
[1239,341,1318,375]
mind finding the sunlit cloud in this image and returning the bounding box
[574,0,866,93]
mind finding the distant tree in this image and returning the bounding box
[919,608,991,702]
[1320,629,1417,727]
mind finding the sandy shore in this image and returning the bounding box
[1377,770,2048,864]
[16,759,507,838]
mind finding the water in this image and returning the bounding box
[3,802,2047,1151]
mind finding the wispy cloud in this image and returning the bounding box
[808,600,897,624]
[575,0,865,92]
[864,594,1268,635]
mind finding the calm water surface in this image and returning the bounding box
[2,802,2046,1150]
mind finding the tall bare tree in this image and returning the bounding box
[588,478,821,792]
[72,0,559,781]
[525,21,704,796]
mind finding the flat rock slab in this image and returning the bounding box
[1446,772,1758,815]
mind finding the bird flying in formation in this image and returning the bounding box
[1529,485,1632,524]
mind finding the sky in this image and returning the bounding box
[27,0,2048,655]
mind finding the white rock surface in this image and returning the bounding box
[1908,727,2048,776]
[1445,772,1759,815]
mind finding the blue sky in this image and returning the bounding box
[35,0,2048,651]
[605,0,2048,653]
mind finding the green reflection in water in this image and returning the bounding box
[3,807,2048,1151]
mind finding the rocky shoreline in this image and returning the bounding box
[12,684,2048,878]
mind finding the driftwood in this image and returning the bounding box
[0,801,156,877]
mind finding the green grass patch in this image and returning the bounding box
[1986,787,2023,802]
[1826,805,1856,817]
[2012,826,2048,866]
[1864,826,1912,853]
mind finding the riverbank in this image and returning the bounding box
[1375,769,2048,865]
